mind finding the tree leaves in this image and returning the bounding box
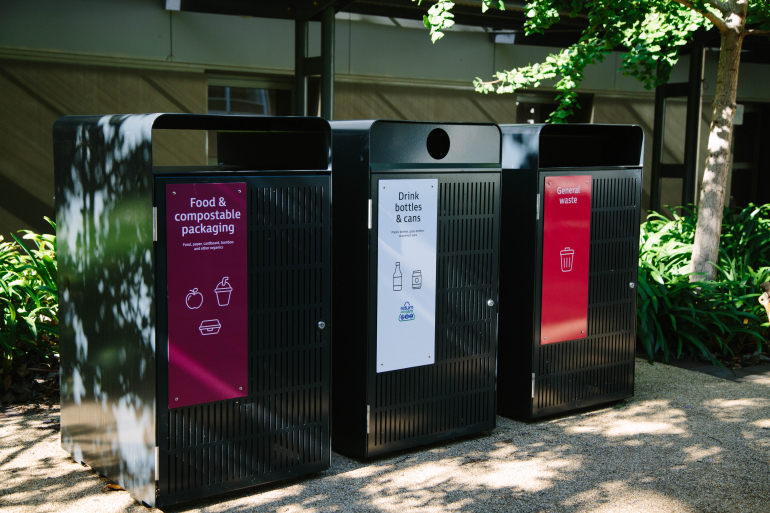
[482,0,506,13]
[414,0,456,43]
[416,0,770,119]
[636,204,770,364]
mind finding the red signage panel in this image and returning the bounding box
[541,175,592,344]
[165,183,248,408]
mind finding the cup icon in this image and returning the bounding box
[215,277,233,306]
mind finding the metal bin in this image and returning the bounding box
[55,114,331,507]
[329,120,501,458]
[496,123,644,420]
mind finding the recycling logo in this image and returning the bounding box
[399,301,415,322]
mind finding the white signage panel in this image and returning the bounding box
[376,178,438,373]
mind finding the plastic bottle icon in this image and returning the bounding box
[215,277,233,306]
[393,262,402,291]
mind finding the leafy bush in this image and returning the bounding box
[0,219,58,378]
[637,205,770,364]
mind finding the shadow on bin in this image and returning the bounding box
[55,114,332,507]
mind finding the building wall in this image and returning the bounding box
[1,0,769,234]
[335,82,518,123]
[0,59,206,236]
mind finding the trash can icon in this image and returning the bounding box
[560,248,575,272]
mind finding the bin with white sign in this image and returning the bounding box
[54,114,331,507]
[496,124,644,420]
[329,120,502,458]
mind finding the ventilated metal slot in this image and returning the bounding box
[163,181,329,495]
[372,178,498,449]
[539,333,631,375]
[535,176,637,413]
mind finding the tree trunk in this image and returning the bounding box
[690,26,745,282]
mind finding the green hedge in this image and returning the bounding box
[2,208,768,375]
[638,205,770,364]
[0,219,58,377]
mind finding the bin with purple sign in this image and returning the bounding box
[496,124,644,420]
[54,114,331,507]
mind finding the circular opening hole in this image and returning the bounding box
[426,128,450,160]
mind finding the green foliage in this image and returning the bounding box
[0,219,58,377]
[415,0,770,122]
[415,0,456,43]
[637,205,770,364]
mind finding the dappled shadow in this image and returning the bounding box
[157,360,770,512]
[55,114,159,505]
[4,360,770,512]
[0,408,156,513]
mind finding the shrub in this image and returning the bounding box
[0,219,58,378]
[637,205,770,364]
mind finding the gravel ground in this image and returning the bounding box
[2,359,770,513]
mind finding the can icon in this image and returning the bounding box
[560,248,575,272]
[412,270,422,289]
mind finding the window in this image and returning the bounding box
[516,93,594,124]
[208,85,291,116]
[206,80,293,164]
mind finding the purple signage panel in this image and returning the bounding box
[541,175,592,345]
[165,183,247,408]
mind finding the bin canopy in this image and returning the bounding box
[501,124,644,170]
[332,119,501,167]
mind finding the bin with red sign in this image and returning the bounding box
[496,124,644,420]
[55,114,331,507]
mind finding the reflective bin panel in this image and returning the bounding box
[55,114,331,508]
[497,124,644,420]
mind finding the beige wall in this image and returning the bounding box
[583,97,654,217]
[0,56,759,238]
[0,59,207,238]
[335,81,518,124]
[593,96,720,220]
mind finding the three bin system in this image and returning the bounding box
[329,121,502,458]
[55,114,332,507]
[496,124,644,420]
[55,115,644,506]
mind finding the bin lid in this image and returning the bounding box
[500,123,644,170]
[330,120,502,168]
[54,114,332,172]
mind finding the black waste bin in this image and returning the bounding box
[55,114,331,507]
[497,124,644,420]
[330,120,501,458]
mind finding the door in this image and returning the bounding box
[155,173,331,504]
[367,171,500,456]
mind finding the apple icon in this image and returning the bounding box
[186,288,203,309]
